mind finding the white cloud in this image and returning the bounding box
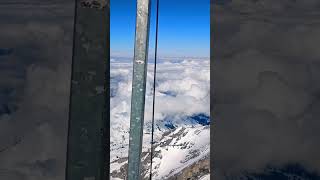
[110,57,210,178]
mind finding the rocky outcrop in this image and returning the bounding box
[168,155,210,180]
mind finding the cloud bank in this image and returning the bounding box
[0,1,74,179]
[212,0,320,178]
[110,58,210,179]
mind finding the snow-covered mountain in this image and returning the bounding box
[110,57,210,179]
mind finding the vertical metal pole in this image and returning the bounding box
[127,0,151,179]
[65,0,109,180]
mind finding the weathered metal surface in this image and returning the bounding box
[65,0,109,180]
[127,0,151,179]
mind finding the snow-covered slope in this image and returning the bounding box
[110,57,210,179]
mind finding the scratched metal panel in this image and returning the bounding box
[65,0,109,180]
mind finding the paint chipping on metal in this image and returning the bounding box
[136,59,144,64]
[95,86,104,94]
[80,0,108,9]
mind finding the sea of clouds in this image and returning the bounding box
[213,0,320,178]
[110,57,210,178]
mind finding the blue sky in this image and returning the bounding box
[110,0,210,58]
